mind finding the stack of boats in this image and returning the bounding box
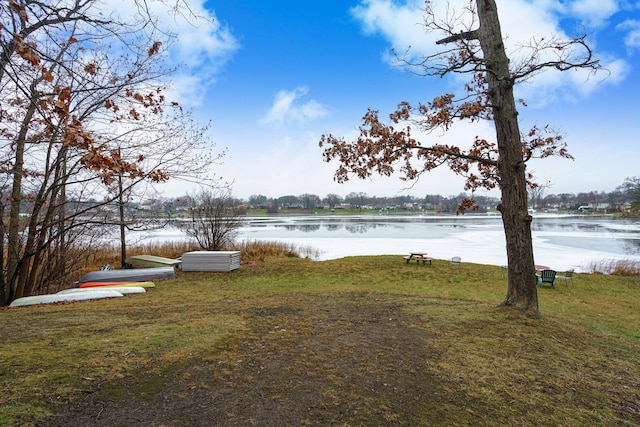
[181,251,241,272]
[9,267,176,308]
[9,250,243,308]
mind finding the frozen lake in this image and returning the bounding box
[236,214,640,273]
[134,214,640,273]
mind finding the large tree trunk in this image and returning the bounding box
[476,0,539,316]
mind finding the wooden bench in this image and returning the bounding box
[403,255,432,265]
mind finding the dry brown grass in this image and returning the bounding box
[587,258,640,276]
[3,253,639,426]
[126,240,197,260]
[80,239,316,273]
[232,239,320,260]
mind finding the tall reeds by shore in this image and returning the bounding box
[587,258,640,276]
[84,239,320,273]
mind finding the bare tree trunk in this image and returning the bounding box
[54,154,68,289]
[476,0,539,316]
[24,173,63,296]
[0,200,6,305]
[118,174,127,269]
[7,94,37,301]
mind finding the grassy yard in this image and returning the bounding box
[1,256,639,426]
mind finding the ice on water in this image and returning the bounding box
[236,214,640,273]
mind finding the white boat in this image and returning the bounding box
[9,290,124,308]
[57,286,146,295]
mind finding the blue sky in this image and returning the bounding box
[154,0,640,200]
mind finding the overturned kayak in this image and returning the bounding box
[9,290,124,308]
[58,286,146,295]
[78,267,175,284]
[78,281,155,289]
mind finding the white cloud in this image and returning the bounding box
[350,0,435,59]
[101,0,239,108]
[350,0,629,107]
[511,55,629,107]
[570,57,629,96]
[162,2,239,106]
[163,74,206,109]
[261,87,330,126]
[568,0,620,28]
[165,5,239,71]
[617,19,640,52]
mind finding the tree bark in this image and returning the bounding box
[476,0,539,316]
[119,174,127,269]
[6,91,38,301]
[0,199,6,306]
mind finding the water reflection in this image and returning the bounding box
[241,215,640,257]
[297,224,321,232]
[531,217,640,235]
[345,223,374,234]
[283,223,328,232]
[246,218,398,234]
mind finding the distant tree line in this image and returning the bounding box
[528,176,640,213]
[155,176,640,216]
[245,192,499,213]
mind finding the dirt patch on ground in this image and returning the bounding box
[44,293,442,426]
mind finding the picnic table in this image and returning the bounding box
[403,251,432,265]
